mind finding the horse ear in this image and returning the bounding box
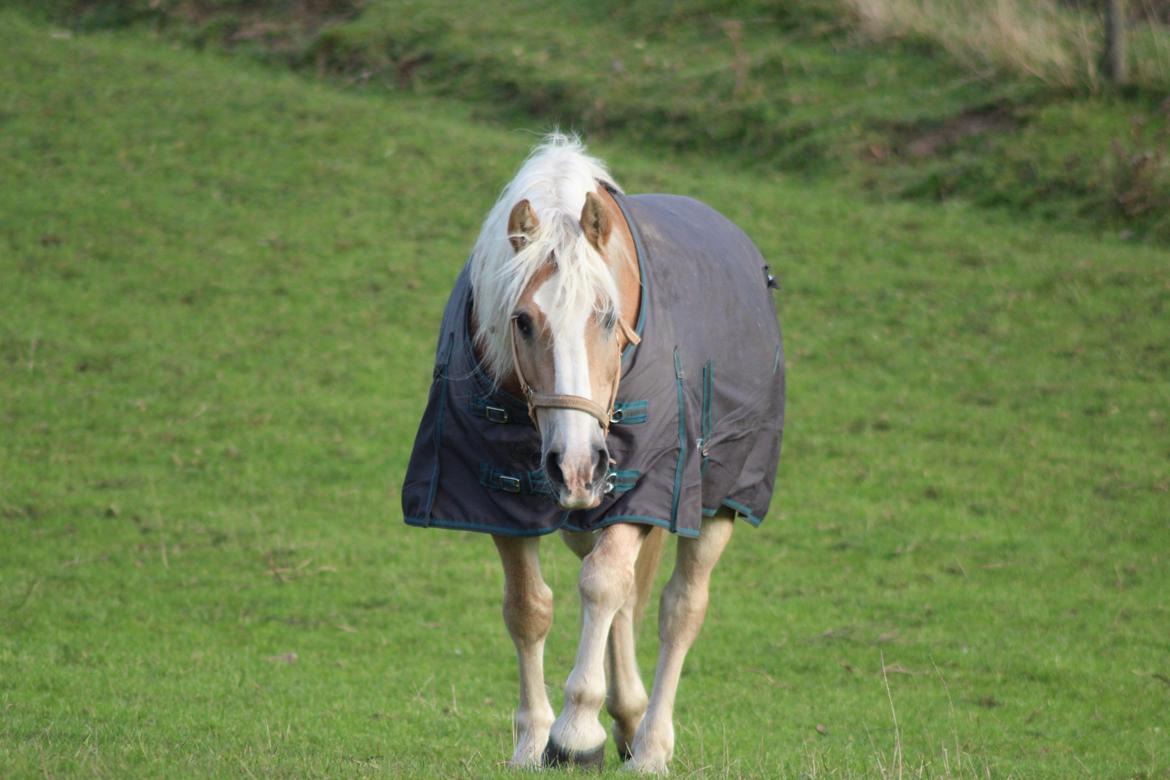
[507,199,539,252]
[580,191,612,251]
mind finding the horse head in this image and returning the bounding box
[505,192,634,510]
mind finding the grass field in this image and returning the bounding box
[2,7,1169,778]
[32,0,1170,243]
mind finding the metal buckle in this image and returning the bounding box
[610,408,624,424]
[484,405,509,424]
[603,470,617,495]
[498,475,522,493]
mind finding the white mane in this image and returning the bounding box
[469,133,623,383]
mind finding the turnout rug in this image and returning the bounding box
[402,188,785,538]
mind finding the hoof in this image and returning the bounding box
[543,738,606,771]
[617,742,633,763]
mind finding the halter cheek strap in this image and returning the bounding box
[510,319,641,434]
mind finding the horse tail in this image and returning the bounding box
[632,526,667,626]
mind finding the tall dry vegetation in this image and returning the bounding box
[843,0,1170,90]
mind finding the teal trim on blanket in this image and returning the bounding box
[405,515,564,537]
[611,399,648,425]
[699,360,713,475]
[721,497,764,527]
[670,348,686,532]
[607,468,640,496]
[570,514,701,539]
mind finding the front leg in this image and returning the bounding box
[561,528,657,762]
[627,513,734,775]
[545,523,646,769]
[493,534,555,768]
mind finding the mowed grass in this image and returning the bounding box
[2,11,1169,778]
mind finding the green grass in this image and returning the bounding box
[2,9,1170,778]
[29,0,1170,243]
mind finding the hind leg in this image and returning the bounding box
[546,523,646,768]
[606,586,650,761]
[626,512,734,774]
[493,534,555,768]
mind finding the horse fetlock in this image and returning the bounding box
[513,704,554,736]
[508,735,547,769]
[628,721,674,774]
[549,708,607,754]
[608,692,648,756]
[509,704,554,767]
[622,749,670,775]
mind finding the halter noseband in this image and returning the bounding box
[510,317,640,435]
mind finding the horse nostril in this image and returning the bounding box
[592,448,609,485]
[545,450,564,486]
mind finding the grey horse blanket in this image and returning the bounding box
[402,189,785,538]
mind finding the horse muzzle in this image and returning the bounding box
[544,443,609,510]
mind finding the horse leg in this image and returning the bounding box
[492,534,555,768]
[626,512,735,774]
[610,525,665,760]
[605,581,650,763]
[545,523,647,769]
[561,528,665,762]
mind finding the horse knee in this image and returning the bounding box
[658,576,709,646]
[504,582,553,645]
[579,556,633,615]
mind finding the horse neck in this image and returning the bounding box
[598,187,641,349]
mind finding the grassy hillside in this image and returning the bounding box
[25,0,1170,243]
[2,8,1169,778]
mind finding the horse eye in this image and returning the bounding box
[599,309,618,333]
[512,311,534,339]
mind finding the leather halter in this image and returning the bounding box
[510,317,640,434]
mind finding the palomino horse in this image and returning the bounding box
[402,135,784,773]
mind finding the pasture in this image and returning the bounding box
[2,8,1169,777]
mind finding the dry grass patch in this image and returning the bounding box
[843,0,1170,90]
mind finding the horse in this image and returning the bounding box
[402,134,785,773]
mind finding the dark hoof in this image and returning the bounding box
[543,738,606,771]
[617,742,633,763]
